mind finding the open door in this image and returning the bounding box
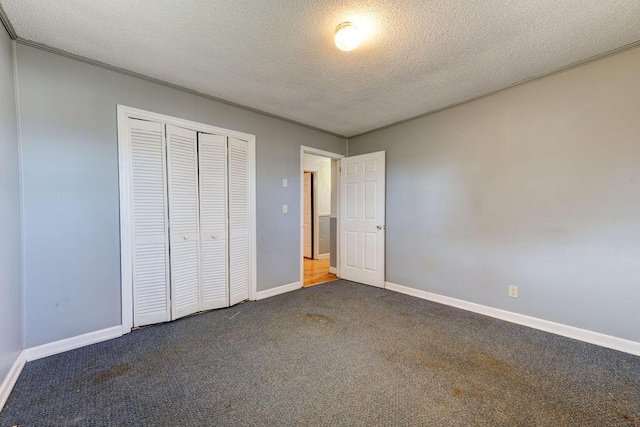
[340,151,385,287]
[303,172,313,259]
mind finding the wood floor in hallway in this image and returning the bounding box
[303,257,337,287]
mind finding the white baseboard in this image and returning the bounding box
[24,326,123,362]
[0,351,26,411]
[385,282,640,356]
[329,267,337,274]
[316,253,330,260]
[255,281,302,300]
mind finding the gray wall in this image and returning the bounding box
[0,34,23,381]
[16,44,345,348]
[318,216,330,255]
[329,218,337,269]
[349,47,640,342]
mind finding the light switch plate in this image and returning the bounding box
[282,178,288,188]
[282,204,288,213]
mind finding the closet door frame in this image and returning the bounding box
[118,105,257,334]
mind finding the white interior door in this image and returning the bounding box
[130,119,171,327]
[340,151,386,287]
[198,133,229,310]
[228,137,250,305]
[303,172,312,259]
[166,124,201,320]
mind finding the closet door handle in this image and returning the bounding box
[211,233,218,239]
[183,235,189,240]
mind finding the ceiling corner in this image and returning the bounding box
[0,2,17,40]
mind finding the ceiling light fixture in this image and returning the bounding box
[334,22,361,52]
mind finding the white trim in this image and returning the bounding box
[312,170,320,259]
[329,267,337,275]
[117,105,257,329]
[0,351,25,411]
[302,146,345,160]
[302,169,319,259]
[300,146,344,287]
[317,253,330,260]
[117,109,133,332]
[23,326,123,362]
[385,282,640,356]
[255,282,302,300]
[118,105,257,142]
[249,135,257,303]
[335,159,341,279]
[302,169,324,261]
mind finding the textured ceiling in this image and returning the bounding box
[2,0,640,137]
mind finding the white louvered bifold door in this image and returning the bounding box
[166,125,201,320]
[198,133,229,310]
[228,137,250,305]
[130,119,171,327]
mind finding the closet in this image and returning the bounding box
[128,117,250,328]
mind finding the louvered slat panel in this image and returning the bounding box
[167,125,201,320]
[169,239,200,311]
[201,239,227,304]
[130,119,170,327]
[229,137,250,306]
[198,133,229,310]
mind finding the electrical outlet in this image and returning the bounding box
[282,204,288,214]
[508,285,519,299]
[282,178,288,188]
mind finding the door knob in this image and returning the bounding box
[377,225,386,230]
[183,235,189,240]
[211,233,218,239]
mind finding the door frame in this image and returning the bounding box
[117,105,257,334]
[300,146,345,286]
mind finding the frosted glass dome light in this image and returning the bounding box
[334,22,361,52]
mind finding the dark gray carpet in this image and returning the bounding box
[1,280,639,426]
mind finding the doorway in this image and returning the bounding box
[300,147,344,287]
